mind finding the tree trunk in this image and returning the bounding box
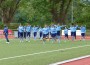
[59,0,72,24]
[59,0,65,24]
[2,8,13,25]
[63,0,72,24]
[49,0,72,24]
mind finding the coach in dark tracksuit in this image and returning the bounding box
[3,25,10,44]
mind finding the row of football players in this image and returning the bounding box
[18,23,86,43]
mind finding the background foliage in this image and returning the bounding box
[0,0,90,29]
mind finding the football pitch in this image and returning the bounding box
[0,39,90,65]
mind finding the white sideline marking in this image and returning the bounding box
[50,55,90,65]
[0,45,90,61]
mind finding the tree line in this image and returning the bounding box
[0,0,90,27]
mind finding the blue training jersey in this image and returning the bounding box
[18,26,24,33]
[42,27,48,34]
[26,26,31,32]
[80,26,86,33]
[39,28,43,32]
[74,25,78,32]
[56,25,66,31]
[64,29,68,34]
[56,26,62,31]
[50,27,57,34]
[70,25,78,32]
[70,26,76,32]
[32,27,38,33]
[47,27,50,33]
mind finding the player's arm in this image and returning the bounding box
[60,25,66,28]
[68,27,71,30]
[78,26,81,29]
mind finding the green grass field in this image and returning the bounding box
[0,39,90,65]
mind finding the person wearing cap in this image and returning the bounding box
[3,25,10,44]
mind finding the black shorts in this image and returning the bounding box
[26,32,30,37]
[24,32,26,38]
[57,31,60,36]
[65,34,68,38]
[34,32,37,37]
[81,33,85,37]
[51,33,56,38]
[75,31,76,36]
[19,32,23,38]
[40,32,43,37]
[71,32,75,36]
[43,34,47,38]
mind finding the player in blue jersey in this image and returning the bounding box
[39,27,43,40]
[26,24,31,42]
[80,25,86,41]
[69,24,77,41]
[50,25,57,43]
[64,27,69,42]
[56,24,66,43]
[3,25,10,44]
[42,25,48,43]
[18,24,24,42]
[32,25,38,40]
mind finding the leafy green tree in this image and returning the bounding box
[32,0,72,24]
[73,0,90,28]
[0,0,21,25]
